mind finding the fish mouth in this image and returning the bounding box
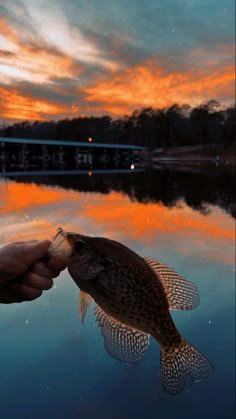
[50,227,66,250]
[48,227,74,259]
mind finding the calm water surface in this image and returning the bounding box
[0,169,235,419]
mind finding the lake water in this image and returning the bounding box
[0,168,235,419]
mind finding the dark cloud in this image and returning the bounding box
[0,49,15,58]
[0,80,81,106]
[68,0,235,56]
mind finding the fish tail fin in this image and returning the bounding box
[160,338,213,394]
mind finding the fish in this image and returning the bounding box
[49,227,213,394]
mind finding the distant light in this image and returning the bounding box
[88,137,93,142]
[130,164,135,170]
[88,171,93,176]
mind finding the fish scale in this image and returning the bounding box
[93,259,174,343]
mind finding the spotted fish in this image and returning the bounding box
[49,227,213,394]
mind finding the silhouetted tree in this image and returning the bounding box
[0,101,235,148]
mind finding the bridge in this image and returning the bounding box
[0,137,146,172]
[0,168,144,177]
[0,137,145,150]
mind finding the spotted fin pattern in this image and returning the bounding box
[160,338,213,394]
[144,257,200,310]
[95,306,150,363]
[78,291,93,324]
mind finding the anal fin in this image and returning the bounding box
[95,306,150,364]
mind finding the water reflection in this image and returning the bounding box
[2,167,235,218]
[0,169,235,418]
[0,172,234,266]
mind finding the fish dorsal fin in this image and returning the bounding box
[144,257,200,310]
[95,306,150,364]
[78,291,93,324]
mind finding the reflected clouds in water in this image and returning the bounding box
[0,179,234,269]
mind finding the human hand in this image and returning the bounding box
[0,240,67,303]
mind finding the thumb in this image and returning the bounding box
[19,240,51,266]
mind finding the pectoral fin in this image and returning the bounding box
[144,257,200,310]
[95,306,150,364]
[78,290,93,324]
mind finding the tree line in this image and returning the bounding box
[1,100,235,148]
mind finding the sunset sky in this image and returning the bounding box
[0,0,235,123]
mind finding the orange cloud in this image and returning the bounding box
[0,86,80,121]
[0,17,84,120]
[84,62,235,115]
[0,16,82,85]
[0,45,82,85]
[0,17,18,45]
[0,15,235,121]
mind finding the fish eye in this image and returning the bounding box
[74,240,86,251]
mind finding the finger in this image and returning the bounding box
[12,283,43,301]
[22,272,54,291]
[18,240,52,266]
[14,240,39,245]
[31,261,60,278]
[47,255,67,273]
[0,282,24,304]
